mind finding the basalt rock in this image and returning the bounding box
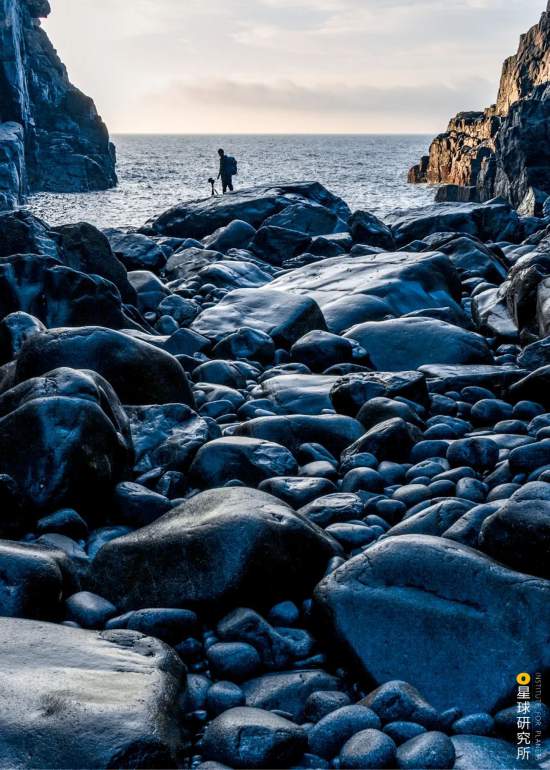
[92,487,340,614]
[0,0,116,208]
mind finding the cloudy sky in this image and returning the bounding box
[44,0,544,134]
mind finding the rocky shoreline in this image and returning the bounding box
[0,181,549,769]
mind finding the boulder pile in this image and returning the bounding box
[0,182,549,769]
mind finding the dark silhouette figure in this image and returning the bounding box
[217,148,236,194]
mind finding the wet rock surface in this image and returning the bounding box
[0,181,549,769]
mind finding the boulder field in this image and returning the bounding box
[0,181,549,769]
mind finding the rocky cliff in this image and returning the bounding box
[0,0,116,209]
[409,2,550,215]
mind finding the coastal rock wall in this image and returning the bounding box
[409,2,550,214]
[0,0,116,209]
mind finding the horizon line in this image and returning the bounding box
[110,131,434,137]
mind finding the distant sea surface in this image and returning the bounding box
[25,134,436,230]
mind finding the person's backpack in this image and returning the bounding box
[225,156,238,176]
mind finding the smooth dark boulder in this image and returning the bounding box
[0,617,186,769]
[55,222,136,303]
[15,327,195,407]
[349,210,396,250]
[202,707,307,769]
[202,220,257,252]
[345,317,493,372]
[192,288,326,346]
[396,732,455,769]
[0,210,58,259]
[242,670,340,722]
[479,499,550,578]
[104,228,167,272]
[127,404,210,473]
[232,414,364,454]
[341,419,421,464]
[250,226,311,266]
[0,254,140,331]
[92,487,340,613]
[291,330,357,372]
[190,437,298,488]
[331,371,429,415]
[314,535,550,712]
[0,541,64,619]
[0,368,132,514]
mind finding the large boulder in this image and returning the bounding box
[0,617,186,769]
[92,487,340,614]
[0,368,132,514]
[54,222,136,304]
[189,437,298,488]
[0,254,141,331]
[345,317,493,372]
[479,498,550,579]
[141,182,351,239]
[191,288,326,346]
[14,327,195,407]
[270,251,462,333]
[314,535,550,713]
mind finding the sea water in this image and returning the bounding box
[25,133,436,230]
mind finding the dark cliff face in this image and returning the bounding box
[0,0,116,209]
[409,3,550,215]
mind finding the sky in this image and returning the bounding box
[43,0,545,134]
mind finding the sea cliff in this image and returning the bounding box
[0,0,116,209]
[409,2,550,215]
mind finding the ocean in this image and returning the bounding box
[25,134,436,230]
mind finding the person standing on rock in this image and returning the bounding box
[217,148,237,194]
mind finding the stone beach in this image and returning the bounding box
[0,2,549,769]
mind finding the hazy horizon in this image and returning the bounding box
[44,0,545,135]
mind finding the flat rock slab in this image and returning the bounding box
[270,251,462,329]
[314,534,550,713]
[0,617,186,769]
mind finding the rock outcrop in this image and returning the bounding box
[409,3,550,214]
[0,0,116,210]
